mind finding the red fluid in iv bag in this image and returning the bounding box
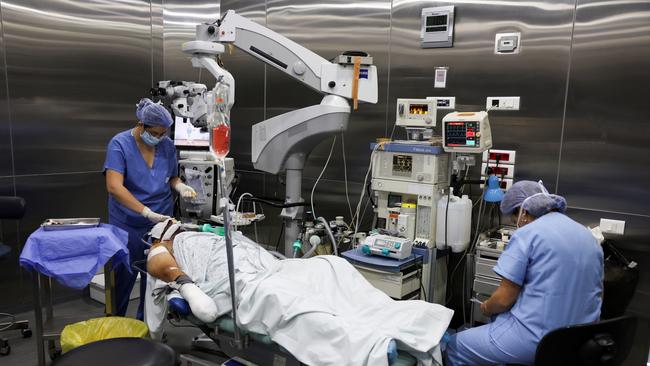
[211,125,230,158]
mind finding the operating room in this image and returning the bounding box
[0,0,649,365]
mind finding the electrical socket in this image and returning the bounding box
[600,218,625,235]
[486,96,520,111]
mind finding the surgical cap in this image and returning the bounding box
[136,98,173,128]
[500,180,567,217]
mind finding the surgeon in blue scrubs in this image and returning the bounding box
[104,98,196,319]
[446,180,603,365]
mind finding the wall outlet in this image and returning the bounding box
[600,218,625,235]
[495,32,521,54]
[486,96,520,111]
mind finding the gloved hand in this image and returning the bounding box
[141,206,171,223]
[174,182,197,200]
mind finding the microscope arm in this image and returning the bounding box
[185,9,378,104]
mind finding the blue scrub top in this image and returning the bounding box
[493,212,604,346]
[104,129,177,228]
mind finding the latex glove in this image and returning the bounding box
[141,206,171,223]
[174,182,197,200]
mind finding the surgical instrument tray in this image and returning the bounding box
[41,218,100,231]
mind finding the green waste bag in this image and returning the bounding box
[60,317,150,354]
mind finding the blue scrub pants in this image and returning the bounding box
[111,219,151,320]
[445,313,537,366]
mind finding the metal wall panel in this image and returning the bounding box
[390,0,577,193]
[265,0,392,182]
[558,1,650,329]
[229,107,265,172]
[152,0,165,83]
[559,0,650,216]
[11,172,109,308]
[0,5,12,177]
[2,0,153,175]
[220,0,266,109]
[162,0,219,82]
[566,207,650,340]
[217,0,267,174]
[0,177,22,312]
[0,172,108,311]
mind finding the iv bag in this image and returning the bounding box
[208,82,231,159]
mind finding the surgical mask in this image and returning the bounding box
[141,130,161,146]
[516,180,549,228]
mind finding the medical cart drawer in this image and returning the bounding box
[472,293,491,324]
[473,275,500,295]
[474,258,498,279]
[354,265,420,300]
[475,246,502,260]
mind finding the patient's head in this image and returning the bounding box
[151,219,185,244]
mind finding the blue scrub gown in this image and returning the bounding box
[104,129,177,319]
[446,212,603,365]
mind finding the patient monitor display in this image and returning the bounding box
[442,111,493,153]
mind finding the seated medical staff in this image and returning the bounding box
[445,180,604,365]
[104,99,196,319]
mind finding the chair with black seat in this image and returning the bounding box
[534,316,637,366]
[0,196,31,356]
[53,337,176,366]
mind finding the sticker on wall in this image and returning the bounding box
[434,67,448,88]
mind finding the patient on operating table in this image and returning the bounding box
[145,219,454,366]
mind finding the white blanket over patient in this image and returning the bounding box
[146,231,453,366]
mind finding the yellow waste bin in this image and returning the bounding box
[60,317,149,354]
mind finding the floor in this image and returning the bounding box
[1,296,649,366]
[1,296,228,366]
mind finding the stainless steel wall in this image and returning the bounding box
[162,1,219,82]
[0,0,156,312]
[0,0,645,348]
[559,1,650,350]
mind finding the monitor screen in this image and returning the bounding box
[174,116,209,147]
[409,103,429,115]
[425,15,448,32]
[445,121,479,147]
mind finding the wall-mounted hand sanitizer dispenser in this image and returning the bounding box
[421,6,455,48]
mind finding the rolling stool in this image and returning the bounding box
[0,196,31,356]
[53,338,176,366]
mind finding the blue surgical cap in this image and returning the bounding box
[136,98,173,128]
[500,180,567,217]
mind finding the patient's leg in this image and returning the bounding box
[147,244,218,323]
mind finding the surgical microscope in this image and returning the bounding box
[152,10,379,255]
